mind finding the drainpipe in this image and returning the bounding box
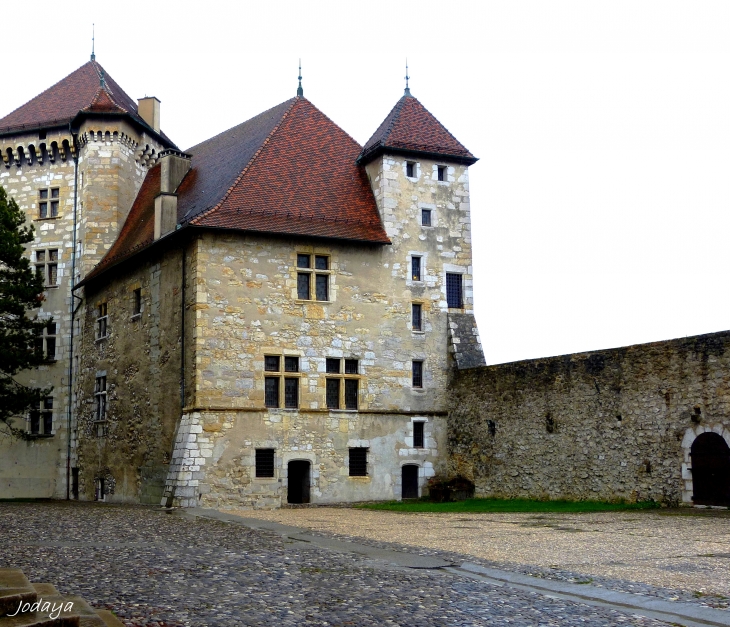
[180,244,186,408]
[66,130,80,500]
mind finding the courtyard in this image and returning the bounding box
[0,502,728,626]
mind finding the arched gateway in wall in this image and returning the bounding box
[681,426,730,506]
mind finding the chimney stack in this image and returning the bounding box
[138,96,161,133]
[154,149,192,241]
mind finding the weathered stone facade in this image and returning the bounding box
[448,332,730,505]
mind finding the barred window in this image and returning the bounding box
[326,358,340,374]
[412,361,423,388]
[349,447,368,477]
[412,303,422,331]
[344,359,358,375]
[326,378,340,409]
[413,421,425,448]
[265,377,280,408]
[421,209,431,227]
[344,379,358,410]
[284,378,299,409]
[297,273,310,300]
[255,449,275,478]
[264,356,299,409]
[284,356,299,372]
[411,256,421,281]
[446,273,463,308]
[265,356,280,372]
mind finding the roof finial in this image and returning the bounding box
[91,24,95,61]
[404,59,411,97]
[297,59,303,97]
[100,69,106,90]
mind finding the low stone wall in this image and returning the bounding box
[448,331,730,505]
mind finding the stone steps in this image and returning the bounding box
[0,569,124,627]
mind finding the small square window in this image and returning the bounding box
[284,356,299,372]
[255,449,275,478]
[349,447,368,477]
[406,162,416,178]
[265,377,280,408]
[315,255,328,270]
[297,254,311,268]
[344,359,358,375]
[326,378,340,409]
[421,209,432,227]
[326,358,340,374]
[412,361,423,388]
[412,304,422,331]
[413,421,425,448]
[437,166,446,181]
[264,356,280,372]
[411,256,421,282]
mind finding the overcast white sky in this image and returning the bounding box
[4,1,730,365]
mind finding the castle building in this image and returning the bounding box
[0,58,484,507]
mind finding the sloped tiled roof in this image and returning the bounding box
[0,60,174,146]
[81,97,389,285]
[358,93,477,166]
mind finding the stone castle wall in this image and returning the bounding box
[448,331,730,505]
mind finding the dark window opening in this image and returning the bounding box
[446,273,463,308]
[297,273,310,299]
[284,378,299,408]
[133,288,142,315]
[45,337,56,361]
[315,274,329,301]
[437,165,446,181]
[412,303,422,331]
[326,378,340,409]
[284,356,299,372]
[265,356,280,372]
[344,359,358,374]
[265,377,279,408]
[97,302,108,338]
[406,161,415,178]
[412,361,423,388]
[487,420,496,437]
[349,447,368,476]
[344,379,358,410]
[326,358,340,374]
[413,421,425,448]
[297,254,311,268]
[421,209,431,226]
[315,255,328,270]
[256,449,275,478]
[94,376,107,423]
[411,256,421,281]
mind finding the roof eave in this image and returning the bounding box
[0,119,73,139]
[70,110,178,150]
[356,144,478,167]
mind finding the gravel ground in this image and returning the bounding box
[231,506,730,609]
[0,502,684,627]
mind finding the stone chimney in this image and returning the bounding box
[154,149,191,240]
[138,96,161,133]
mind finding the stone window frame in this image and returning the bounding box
[35,249,59,288]
[413,420,425,448]
[421,208,432,227]
[131,286,143,319]
[296,253,332,302]
[446,272,464,309]
[38,320,57,362]
[412,360,424,389]
[411,301,424,333]
[405,160,419,180]
[94,373,108,436]
[264,355,301,410]
[436,164,447,183]
[348,446,369,477]
[96,302,108,341]
[325,358,360,411]
[28,396,54,437]
[255,448,276,478]
[37,186,60,220]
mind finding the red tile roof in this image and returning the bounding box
[80,97,389,285]
[0,60,175,146]
[187,98,389,244]
[358,94,477,166]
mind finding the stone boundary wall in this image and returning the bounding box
[447,331,730,505]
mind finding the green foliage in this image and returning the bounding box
[0,186,51,430]
[357,498,661,513]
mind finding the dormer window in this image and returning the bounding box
[437,166,446,182]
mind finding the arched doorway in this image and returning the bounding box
[287,460,311,504]
[402,465,419,499]
[691,432,730,506]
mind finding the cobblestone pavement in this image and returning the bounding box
[236,506,730,608]
[0,502,707,627]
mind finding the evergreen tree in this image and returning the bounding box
[0,186,51,432]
